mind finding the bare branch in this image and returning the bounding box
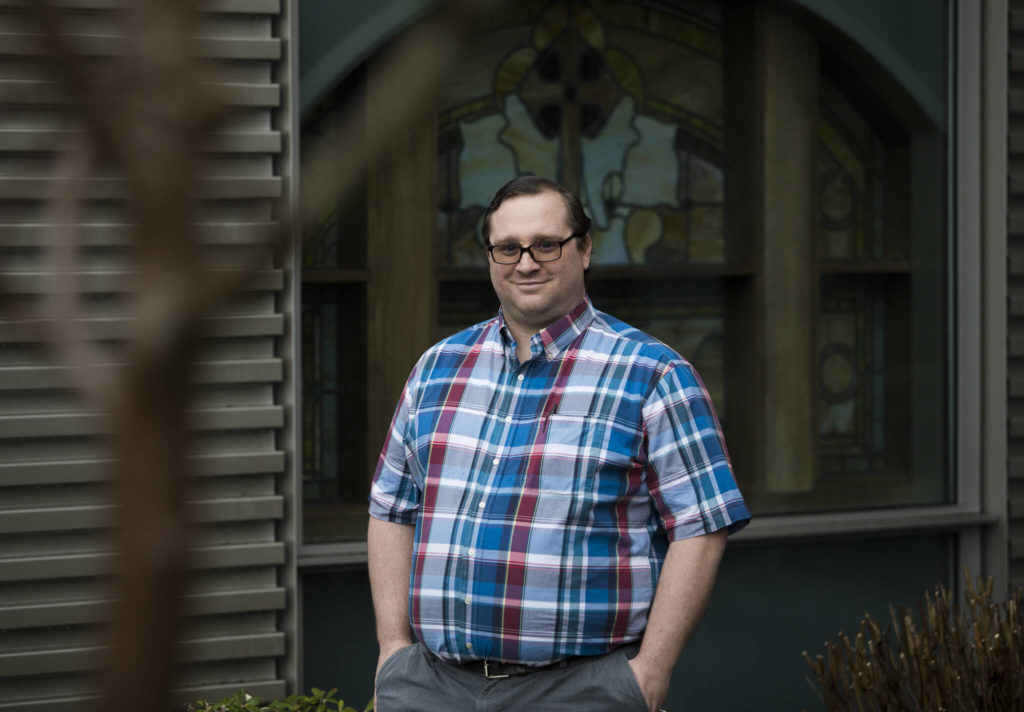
[43,132,119,406]
[31,0,123,163]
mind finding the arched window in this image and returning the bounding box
[299,0,950,541]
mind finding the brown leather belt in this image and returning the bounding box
[454,643,638,679]
[457,657,573,679]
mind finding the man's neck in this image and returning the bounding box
[502,297,589,364]
[515,341,533,364]
[507,322,537,364]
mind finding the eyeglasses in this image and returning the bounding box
[486,234,582,265]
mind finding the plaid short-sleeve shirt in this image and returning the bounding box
[369,298,750,665]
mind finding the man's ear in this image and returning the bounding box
[580,232,592,270]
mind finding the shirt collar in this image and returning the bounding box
[497,297,595,361]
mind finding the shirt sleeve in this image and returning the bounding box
[368,366,422,525]
[642,360,751,540]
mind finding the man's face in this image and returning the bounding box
[487,190,591,336]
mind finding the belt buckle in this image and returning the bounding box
[483,660,510,679]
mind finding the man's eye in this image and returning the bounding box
[534,241,557,251]
[496,245,520,255]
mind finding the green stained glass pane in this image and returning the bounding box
[819,77,886,262]
[818,275,887,477]
[301,284,368,542]
[302,287,340,499]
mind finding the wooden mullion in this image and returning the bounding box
[366,50,439,492]
[723,1,764,495]
[762,5,819,494]
[726,2,819,496]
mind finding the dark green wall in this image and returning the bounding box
[303,534,951,711]
[298,0,948,126]
[298,0,431,117]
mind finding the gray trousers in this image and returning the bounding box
[375,642,648,712]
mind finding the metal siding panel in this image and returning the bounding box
[0,33,281,60]
[0,221,281,247]
[0,314,285,341]
[0,0,290,703]
[0,495,283,534]
[0,406,283,438]
[0,359,282,390]
[0,633,285,677]
[0,451,284,486]
[0,129,282,153]
[0,176,283,200]
[0,542,285,581]
[0,79,281,106]
[0,588,286,629]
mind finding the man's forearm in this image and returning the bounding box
[367,516,415,650]
[629,529,728,710]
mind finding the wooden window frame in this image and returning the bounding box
[295,1,1006,602]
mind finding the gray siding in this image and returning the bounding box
[0,0,292,708]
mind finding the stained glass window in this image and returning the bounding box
[297,0,951,541]
[815,71,919,491]
[302,286,340,502]
[438,0,725,267]
[819,78,890,262]
[818,275,888,477]
[301,284,369,543]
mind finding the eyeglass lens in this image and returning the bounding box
[490,240,565,264]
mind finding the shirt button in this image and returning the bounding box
[464,596,471,605]
[466,642,473,650]
[505,416,512,423]
[467,549,475,557]
[517,374,524,381]
[478,500,486,509]
[492,457,499,465]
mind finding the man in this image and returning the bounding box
[368,176,750,712]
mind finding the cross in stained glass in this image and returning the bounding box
[518,28,623,195]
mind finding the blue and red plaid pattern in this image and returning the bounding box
[370,298,750,665]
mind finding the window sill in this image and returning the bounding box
[731,505,998,544]
[298,541,368,569]
[296,506,997,567]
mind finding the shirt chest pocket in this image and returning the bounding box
[536,413,639,494]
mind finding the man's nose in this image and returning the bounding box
[516,249,541,270]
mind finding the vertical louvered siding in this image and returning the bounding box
[0,1,292,708]
[1010,2,1024,591]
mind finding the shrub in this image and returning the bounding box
[185,688,372,712]
[803,574,1024,711]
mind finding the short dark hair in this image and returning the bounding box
[480,176,592,246]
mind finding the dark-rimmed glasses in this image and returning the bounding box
[486,234,582,265]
